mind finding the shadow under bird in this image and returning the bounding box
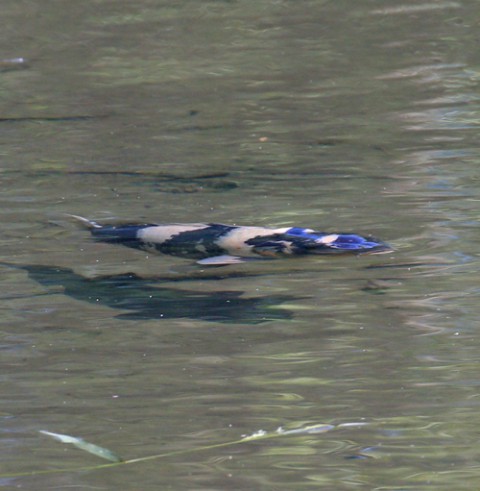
[0,262,296,324]
[71,215,392,266]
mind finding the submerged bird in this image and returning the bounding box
[71,215,392,266]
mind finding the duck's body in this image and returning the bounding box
[72,216,391,265]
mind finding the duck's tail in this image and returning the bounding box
[67,214,149,244]
[67,214,102,230]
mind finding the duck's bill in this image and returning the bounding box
[311,234,393,255]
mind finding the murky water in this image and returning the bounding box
[2,1,480,489]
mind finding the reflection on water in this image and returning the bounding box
[1,262,296,324]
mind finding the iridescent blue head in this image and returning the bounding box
[285,227,391,255]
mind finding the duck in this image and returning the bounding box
[70,215,392,266]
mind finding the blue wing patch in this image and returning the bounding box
[285,227,315,238]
